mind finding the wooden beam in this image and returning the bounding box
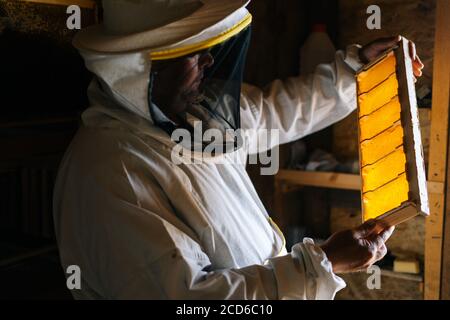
[275,170,361,190]
[425,0,450,300]
[427,181,444,195]
[19,0,96,9]
[443,109,450,300]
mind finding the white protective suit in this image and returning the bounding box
[53,38,363,299]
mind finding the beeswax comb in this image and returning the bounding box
[356,38,429,226]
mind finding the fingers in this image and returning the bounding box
[369,37,423,79]
[413,61,423,75]
[374,35,402,51]
[354,220,376,238]
[375,244,388,261]
[413,59,424,78]
[354,219,386,238]
[364,227,393,268]
[379,225,395,242]
[409,40,424,79]
[409,40,417,61]
[365,225,395,248]
[371,234,384,249]
[361,243,388,271]
[360,35,401,63]
[366,234,385,258]
[414,55,424,68]
[353,242,388,272]
[413,69,421,78]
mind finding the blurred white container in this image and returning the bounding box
[300,23,336,75]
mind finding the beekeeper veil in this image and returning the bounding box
[73,0,252,154]
[149,22,251,152]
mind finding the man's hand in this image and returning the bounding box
[320,219,395,274]
[359,35,424,81]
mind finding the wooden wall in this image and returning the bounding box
[0,0,95,239]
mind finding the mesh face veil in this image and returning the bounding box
[148,25,252,154]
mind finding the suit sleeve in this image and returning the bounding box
[240,45,363,155]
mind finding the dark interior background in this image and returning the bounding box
[0,0,436,300]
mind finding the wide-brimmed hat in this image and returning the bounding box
[73,0,251,55]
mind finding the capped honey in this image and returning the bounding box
[360,122,404,167]
[358,73,399,117]
[361,146,406,193]
[362,173,409,221]
[359,96,401,141]
[357,52,396,93]
[356,39,429,225]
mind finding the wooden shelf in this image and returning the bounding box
[380,269,423,282]
[275,170,361,191]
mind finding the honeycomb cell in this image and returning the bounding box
[363,173,409,220]
[357,52,397,93]
[361,146,407,193]
[360,122,404,167]
[359,96,401,141]
[358,73,399,117]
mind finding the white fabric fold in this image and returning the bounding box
[269,238,346,300]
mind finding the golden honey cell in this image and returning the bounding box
[357,52,397,93]
[363,173,409,220]
[360,122,404,167]
[358,73,399,117]
[359,96,401,141]
[361,146,406,193]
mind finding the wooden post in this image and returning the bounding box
[424,0,450,300]
[442,115,450,300]
[440,0,450,299]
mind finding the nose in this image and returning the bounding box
[198,52,214,69]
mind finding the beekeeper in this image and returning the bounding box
[53,0,424,299]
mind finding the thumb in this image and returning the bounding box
[366,225,395,247]
[378,225,395,242]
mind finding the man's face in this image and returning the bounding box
[151,51,214,124]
